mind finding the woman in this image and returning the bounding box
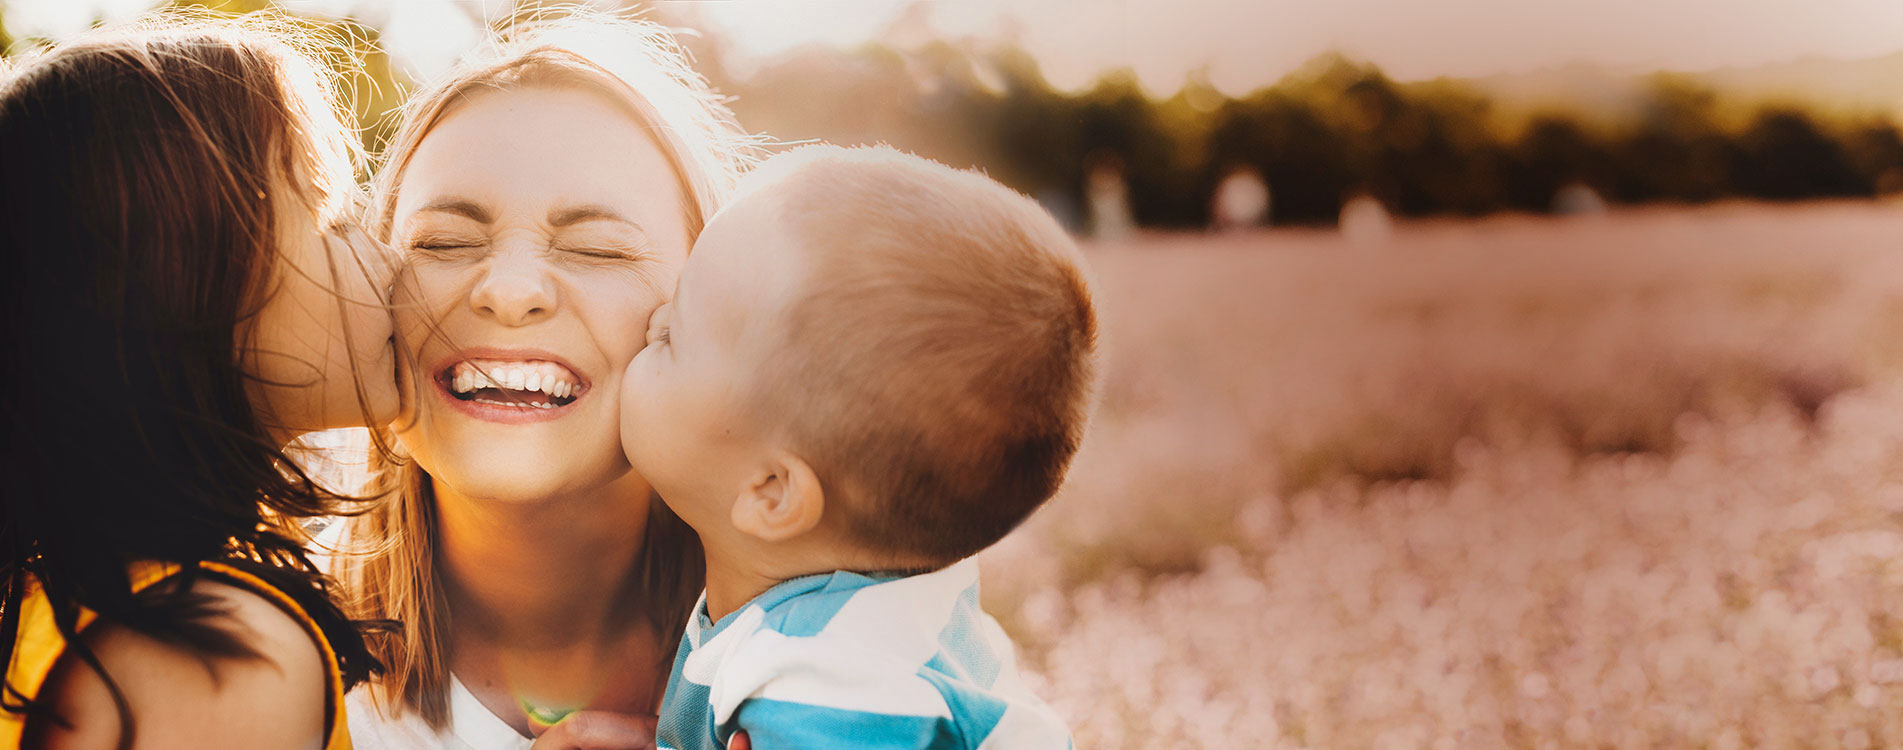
[333,14,753,749]
[1,15,399,750]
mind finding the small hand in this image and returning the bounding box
[526,711,659,750]
[728,729,752,750]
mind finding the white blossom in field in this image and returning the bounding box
[980,203,1903,749]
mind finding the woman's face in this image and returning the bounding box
[388,85,691,502]
[243,182,401,442]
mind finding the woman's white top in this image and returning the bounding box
[312,521,531,749]
[346,677,534,750]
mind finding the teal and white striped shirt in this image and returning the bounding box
[655,559,1072,749]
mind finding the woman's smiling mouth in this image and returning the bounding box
[432,353,589,422]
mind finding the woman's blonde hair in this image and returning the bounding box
[332,10,755,728]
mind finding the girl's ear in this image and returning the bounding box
[731,452,825,542]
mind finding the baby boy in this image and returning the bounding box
[620,145,1095,749]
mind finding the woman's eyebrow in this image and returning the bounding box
[415,198,493,224]
[549,204,640,229]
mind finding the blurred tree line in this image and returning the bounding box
[6,3,1900,228]
[700,44,1903,228]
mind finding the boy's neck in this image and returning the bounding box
[699,533,899,622]
[701,549,787,623]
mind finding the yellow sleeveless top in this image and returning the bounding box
[1,560,352,749]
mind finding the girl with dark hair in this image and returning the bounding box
[0,14,400,749]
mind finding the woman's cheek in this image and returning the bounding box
[578,275,667,368]
[345,303,401,427]
[387,266,452,429]
[391,264,466,347]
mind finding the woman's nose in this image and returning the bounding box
[469,248,556,326]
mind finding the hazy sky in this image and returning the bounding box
[7,0,1902,94]
[690,0,1903,94]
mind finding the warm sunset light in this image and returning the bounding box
[8,0,1903,94]
[4,2,1901,749]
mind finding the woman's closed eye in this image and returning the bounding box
[554,241,651,263]
[406,233,486,258]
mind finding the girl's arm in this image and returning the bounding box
[25,580,329,749]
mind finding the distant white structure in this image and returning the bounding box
[1211,167,1271,230]
[1552,181,1608,216]
[1087,159,1135,241]
[1339,193,1393,244]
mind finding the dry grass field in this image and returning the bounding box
[979,200,1903,749]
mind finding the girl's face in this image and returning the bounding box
[388,85,691,502]
[243,180,402,442]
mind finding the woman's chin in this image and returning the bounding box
[419,444,628,505]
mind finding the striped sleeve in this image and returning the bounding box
[728,698,964,750]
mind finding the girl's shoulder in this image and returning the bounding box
[6,563,346,749]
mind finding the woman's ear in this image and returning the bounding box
[731,452,825,543]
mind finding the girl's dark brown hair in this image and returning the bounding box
[0,16,388,737]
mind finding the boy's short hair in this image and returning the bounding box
[748,145,1098,567]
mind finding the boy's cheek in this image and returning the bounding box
[617,370,651,454]
[618,356,649,407]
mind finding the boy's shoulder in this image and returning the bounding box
[676,560,1070,749]
[696,560,981,678]
[749,561,976,637]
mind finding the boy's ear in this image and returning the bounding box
[731,452,825,543]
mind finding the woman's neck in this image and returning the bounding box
[434,470,671,732]
[435,471,652,649]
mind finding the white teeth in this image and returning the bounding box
[448,359,582,400]
[451,368,498,394]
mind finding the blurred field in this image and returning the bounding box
[978,200,1903,749]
